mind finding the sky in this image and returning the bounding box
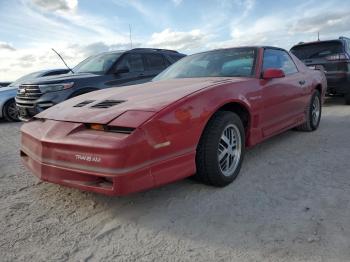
[0,0,350,81]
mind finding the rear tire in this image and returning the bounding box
[2,99,19,122]
[297,90,321,132]
[345,94,350,105]
[195,111,245,187]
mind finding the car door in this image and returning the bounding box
[105,53,147,87]
[143,53,169,79]
[261,48,306,137]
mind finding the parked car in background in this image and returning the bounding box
[291,36,350,104]
[0,82,11,88]
[21,46,326,196]
[16,48,186,121]
[1,69,69,122]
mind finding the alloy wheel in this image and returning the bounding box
[217,124,242,176]
[312,95,320,126]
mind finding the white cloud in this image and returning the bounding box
[0,0,135,81]
[2,0,350,82]
[289,11,350,35]
[0,42,16,51]
[31,0,78,12]
[147,28,208,51]
[0,41,136,81]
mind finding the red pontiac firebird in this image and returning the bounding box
[21,46,327,196]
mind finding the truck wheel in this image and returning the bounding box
[345,94,350,105]
[3,99,19,122]
[297,90,321,132]
[195,111,245,187]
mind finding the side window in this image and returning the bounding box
[144,54,167,70]
[263,49,298,75]
[117,54,144,72]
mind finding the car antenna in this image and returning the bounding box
[51,48,74,74]
[129,24,133,49]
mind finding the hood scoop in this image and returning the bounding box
[73,100,95,107]
[91,100,125,109]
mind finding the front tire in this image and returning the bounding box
[195,111,245,187]
[297,90,321,132]
[3,99,19,122]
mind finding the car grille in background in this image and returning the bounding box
[73,100,96,107]
[16,85,42,108]
[91,100,125,109]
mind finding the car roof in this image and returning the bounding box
[191,46,289,56]
[95,48,184,56]
[291,39,345,48]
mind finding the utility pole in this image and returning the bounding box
[317,32,320,41]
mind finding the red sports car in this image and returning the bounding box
[21,46,327,196]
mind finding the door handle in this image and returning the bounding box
[138,73,145,77]
[299,80,306,86]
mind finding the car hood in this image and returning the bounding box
[0,85,18,93]
[37,77,250,124]
[22,72,100,85]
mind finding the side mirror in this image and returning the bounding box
[115,66,129,74]
[263,68,285,79]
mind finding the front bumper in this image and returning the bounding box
[20,119,195,196]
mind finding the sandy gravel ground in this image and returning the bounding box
[0,97,349,262]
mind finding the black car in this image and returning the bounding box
[290,37,350,104]
[16,48,186,121]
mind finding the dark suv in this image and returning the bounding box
[290,37,350,104]
[16,48,186,120]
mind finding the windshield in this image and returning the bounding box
[73,52,123,74]
[9,71,43,87]
[153,48,257,81]
[290,41,343,60]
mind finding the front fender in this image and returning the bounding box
[140,81,257,166]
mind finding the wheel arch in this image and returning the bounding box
[314,84,322,95]
[197,100,252,147]
[1,97,17,120]
[216,101,251,132]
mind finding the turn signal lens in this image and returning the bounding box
[85,123,134,134]
[89,124,104,131]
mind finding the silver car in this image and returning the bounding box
[1,69,69,121]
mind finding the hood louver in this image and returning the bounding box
[91,100,125,109]
[73,100,95,107]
